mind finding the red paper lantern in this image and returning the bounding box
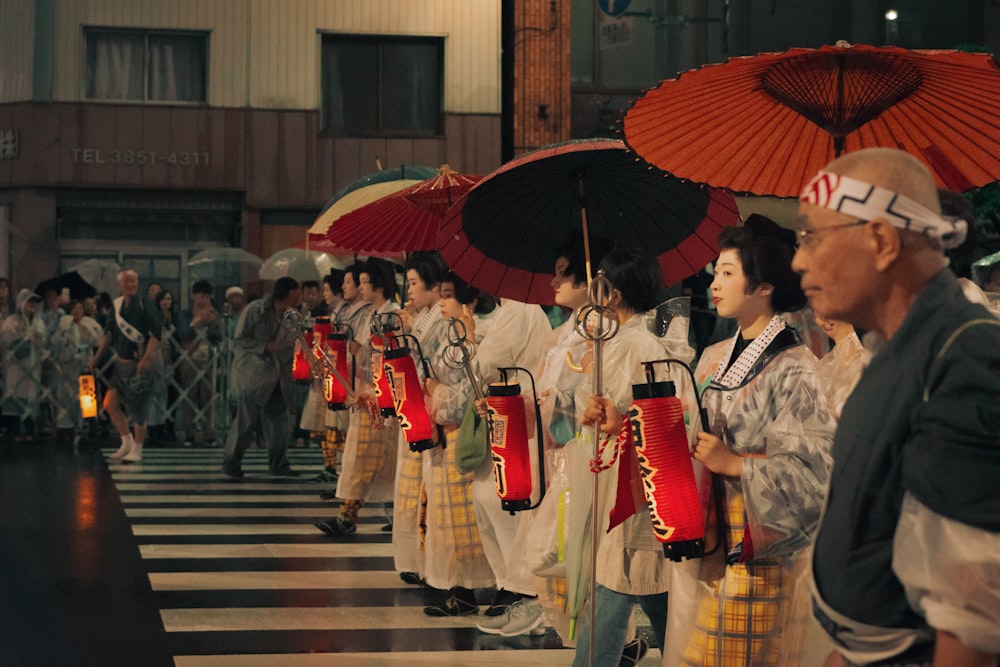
[486,368,545,513]
[292,328,314,383]
[324,329,352,410]
[370,334,396,418]
[384,345,435,451]
[629,377,704,561]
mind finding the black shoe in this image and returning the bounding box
[314,517,356,536]
[380,522,393,532]
[221,468,244,480]
[483,588,521,617]
[319,489,339,500]
[399,571,422,586]
[271,469,301,477]
[308,470,337,483]
[423,587,478,617]
[620,637,649,666]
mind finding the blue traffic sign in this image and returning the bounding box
[598,0,633,17]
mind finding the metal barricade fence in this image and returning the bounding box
[4,317,236,444]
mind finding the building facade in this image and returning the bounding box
[0,0,521,302]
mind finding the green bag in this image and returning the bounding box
[455,398,489,473]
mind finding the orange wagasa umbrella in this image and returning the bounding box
[624,42,1000,197]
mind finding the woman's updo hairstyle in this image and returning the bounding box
[718,214,805,312]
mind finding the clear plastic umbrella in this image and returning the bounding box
[67,259,122,296]
[188,248,264,293]
[259,248,347,283]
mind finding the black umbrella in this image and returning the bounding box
[35,271,97,301]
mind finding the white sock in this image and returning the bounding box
[111,434,135,458]
[123,438,143,462]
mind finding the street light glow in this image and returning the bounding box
[885,9,899,21]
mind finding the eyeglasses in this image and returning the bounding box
[795,219,869,250]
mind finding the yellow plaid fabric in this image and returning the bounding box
[428,430,486,563]
[681,491,785,666]
[339,418,386,495]
[321,427,343,469]
[395,449,425,551]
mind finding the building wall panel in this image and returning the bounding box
[44,0,500,113]
[0,0,35,102]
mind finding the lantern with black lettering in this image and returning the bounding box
[78,372,98,420]
[292,325,315,383]
[486,367,546,513]
[383,334,435,451]
[323,324,353,411]
[628,361,704,561]
[370,333,396,418]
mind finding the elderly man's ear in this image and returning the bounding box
[868,218,904,271]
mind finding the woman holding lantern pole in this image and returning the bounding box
[664,215,835,667]
[571,247,695,667]
[417,272,498,617]
[315,259,400,536]
[392,252,451,587]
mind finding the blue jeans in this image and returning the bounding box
[572,584,668,666]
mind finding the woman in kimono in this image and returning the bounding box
[1,290,48,441]
[313,267,368,489]
[418,272,497,616]
[315,258,400,536]
[665,215,835,667]
[392,252,450,587]
[572,247,695,666]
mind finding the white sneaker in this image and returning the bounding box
[476,607,512,635]
[122,441,143,463]
[498,598,546,637]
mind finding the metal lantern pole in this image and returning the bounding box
[574,270,619,667]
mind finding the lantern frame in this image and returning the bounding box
[324,322,354,411]
[486,366,546,513]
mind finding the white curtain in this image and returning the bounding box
[87,33,144,99]
[87,31,204,102]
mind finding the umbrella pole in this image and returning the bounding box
[579,175,594,285]
[575,271,620,667]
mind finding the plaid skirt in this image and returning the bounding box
[393,432,426,574]
[421,429,495,590]
[680,492,790,667]
[335,409,398,502]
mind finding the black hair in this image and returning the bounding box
[598,245,663,314]
[323,269,345,296]
[443,271,497,315]
[361,257,398,301]
[96,292,113,310]
[404,252,447,289]
[554,234,612,286]
[272,276,300,301]
[191,279,214,295]
[344,262,364,286]
[154,290,175,309]
[939,188,978,280]
[301,280,320,291]
[717,214,805,312]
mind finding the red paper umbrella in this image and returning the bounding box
[438,138,740,305]
[317,165,481,255]
[624,42,1000,197]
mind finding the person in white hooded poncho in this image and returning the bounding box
[570,247,696,667]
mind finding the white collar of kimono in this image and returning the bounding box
[799,170,967,250]
[714,315,786,388]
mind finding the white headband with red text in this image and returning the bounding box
[800,171,967,250]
